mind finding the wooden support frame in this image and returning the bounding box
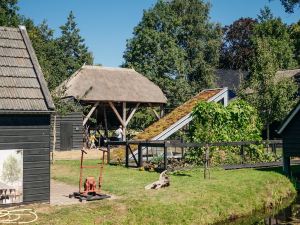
[108,101,141,141]
[108,102,125,127]
[148,103,160,120]
[126,103,140,126]
[83,102,99,126]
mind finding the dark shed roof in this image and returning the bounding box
[277,101,300,134]
[215,69,300,91]
[0,26,54,112]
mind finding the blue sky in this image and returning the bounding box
[18,0,300,67]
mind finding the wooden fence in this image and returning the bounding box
[106,140,283,170]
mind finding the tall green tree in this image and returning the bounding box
[0,0,20,27]
[289,20,300,65]
[240,38,298,140]
[280,0,300,12]
[253,7,297,69]
[58,11,93,76]
[23,19,68,90]
[220,17,257,70]
[123,0,221,108]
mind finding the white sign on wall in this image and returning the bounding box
[0,149,23,204]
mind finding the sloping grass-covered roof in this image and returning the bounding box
[135,89,223,140]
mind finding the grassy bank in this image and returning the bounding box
[33,160,295,225]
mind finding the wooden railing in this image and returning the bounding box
[106,139,283,170]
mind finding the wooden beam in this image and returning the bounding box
[123,102,126,141]
[83,102,99,126]
[103,105,108,137]
[160,104,165,118]
[148,103,160,120]
[126,103,140,126]
[108,102,125,126]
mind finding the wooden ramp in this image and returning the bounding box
[127,88,229,161]
[135,88,229,141]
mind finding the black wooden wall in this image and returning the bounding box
[51,112,83,151]
[281,112,300,157]
[0,114,50,204]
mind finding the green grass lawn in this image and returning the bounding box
[32,160,296,225]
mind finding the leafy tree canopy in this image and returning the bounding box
[220,17,257,70]
[240,38,298,139]
[123,0,222,108]
[289,20,300,65]
[0,0,19,26]
[190,100,262,143]
[253,7,297,69]
[280,0,300,13]
[188,100,263,165]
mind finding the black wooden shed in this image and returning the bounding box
[0,26,54,204]
[278,102,300,176]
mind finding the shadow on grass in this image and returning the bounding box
[171,173,192,177]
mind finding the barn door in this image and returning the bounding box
[60,122,73,150]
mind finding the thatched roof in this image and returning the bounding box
[60,65,167,104]
[0,26,54,112]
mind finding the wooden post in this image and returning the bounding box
[240,145,244,164]
[103,105,108,138]
[125,143,129,168]
[107,144,111,164]
[181,138,184,159]
[160,104,164,118]
[138,144,143,168]
[204,144,210,179]
[283,155,291,177]
[164,142,167,170]
[122,102,126,141]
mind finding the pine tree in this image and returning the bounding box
[58,11,93,76]
[0,0,20,27]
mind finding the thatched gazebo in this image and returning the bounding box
[59,65,167,140]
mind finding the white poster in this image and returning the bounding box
[0,150,23,204]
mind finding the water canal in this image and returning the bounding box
[222,166,300,225]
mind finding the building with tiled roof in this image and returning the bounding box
[0,26,53,205]
[0,26,54,112]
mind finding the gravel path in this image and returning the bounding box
[50,180,80,206]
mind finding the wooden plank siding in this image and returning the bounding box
[51,112,83,151]
[0,114,51,204]
[281,112,300,157]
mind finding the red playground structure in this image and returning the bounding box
[69,149,110,202]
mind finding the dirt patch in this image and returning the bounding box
[51,180,118,206]
[52,147,122,161]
